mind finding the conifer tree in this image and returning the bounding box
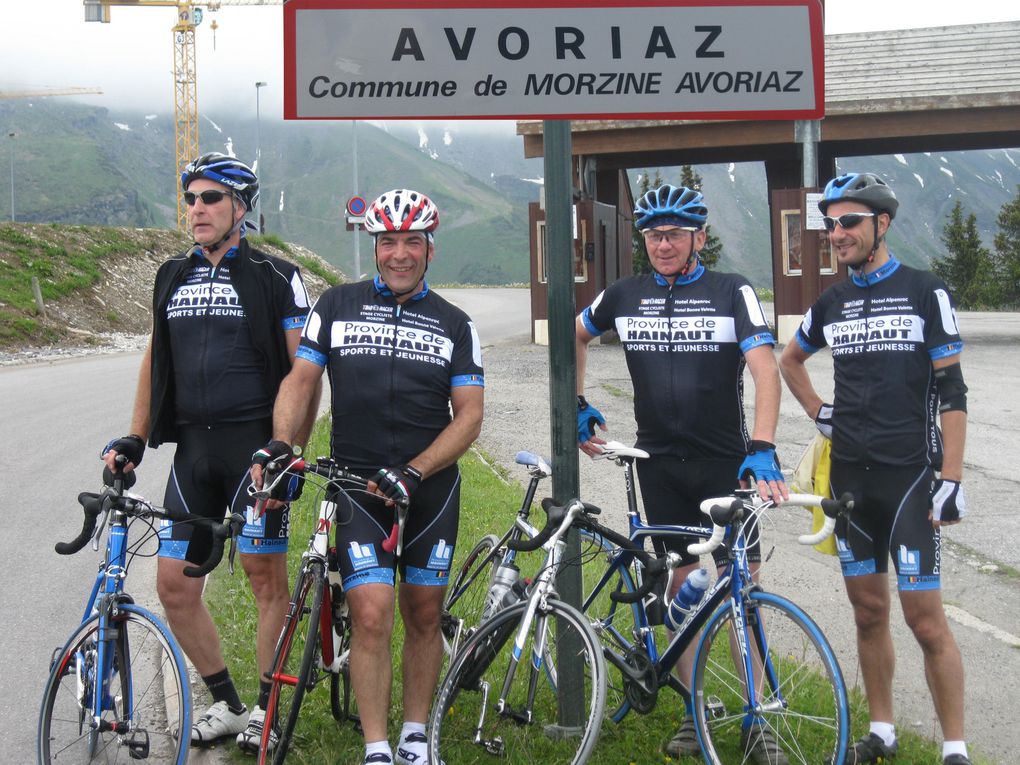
[632,169,662,274]
[994,185,1020,306]
[679,165,723,268]
[932,201,997,308]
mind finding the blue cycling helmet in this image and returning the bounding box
[181,152,259,212]
[819,173,898,220]
[634,184,708,230]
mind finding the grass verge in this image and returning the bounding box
[208,419,959,764]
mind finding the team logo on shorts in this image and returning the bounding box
[348,541,379,571]
[245,506,264,527]
[897,545,921,576]
[427,540,453,570]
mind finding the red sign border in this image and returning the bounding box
[284,0,824,122]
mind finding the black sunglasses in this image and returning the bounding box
[822,212,876,232]
[184,189,234,206]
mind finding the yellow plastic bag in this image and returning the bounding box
[789,433,838,556]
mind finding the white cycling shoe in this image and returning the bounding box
[190,700,248,745]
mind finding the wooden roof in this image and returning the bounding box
[517,20,1020,166]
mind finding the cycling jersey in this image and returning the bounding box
[580,265,775,459]
[149,239,310,444]
[830,461,940,591]
[296,277,485,469]
[794,256,963,467]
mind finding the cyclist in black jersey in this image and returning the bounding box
[102,153,319,754]
[252,189,484,765]
[780,172,971,765]
[575,182,788,760]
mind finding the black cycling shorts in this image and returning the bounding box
[636,455,759,566]
[332,463,461,591]
[829,461,939,591]
[158,421,290,565]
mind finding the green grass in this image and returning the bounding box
[208,419,960,764]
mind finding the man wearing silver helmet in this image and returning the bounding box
[254,189,484,765]
[102,152,319,752]
[575,182,787,762]
[780,172,971,765]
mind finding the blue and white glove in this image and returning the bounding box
[373,464,423,503]
[577,395,606,444]
[738,441,783,484]
[931,479,966,523]
[814,403,834,439]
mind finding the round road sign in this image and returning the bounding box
[347,196,367,216]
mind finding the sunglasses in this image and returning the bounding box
[822,212,876,232]
[184,189,234,206]
[642,227,698,245]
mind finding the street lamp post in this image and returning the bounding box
[254,81,267,233]
[7,132,15,222]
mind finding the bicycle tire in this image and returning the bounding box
[579,529,647,723]
[260,562,325,765]
[328,586,357,726]
[38,603,191,765]
[442,533,500,655]
[692,590,849,765]
[428,598,606,765]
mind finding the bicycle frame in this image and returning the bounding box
[581,454,789,719]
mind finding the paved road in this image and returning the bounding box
[6,290,1017,764]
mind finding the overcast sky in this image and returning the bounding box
[2,0,1018,130]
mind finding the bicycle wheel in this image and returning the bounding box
[260,562,325,765]
[692,590,849,765]
[429,598,606,765]
[39,603,190,765]
[578,529,648,723]
[328,586,357,726]
[442,533,500,655]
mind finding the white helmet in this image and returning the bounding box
[364,189,439,234]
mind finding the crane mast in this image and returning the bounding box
[83,0,281,231]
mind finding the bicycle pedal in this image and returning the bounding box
[482,737,504,756]
[124,729,150,759]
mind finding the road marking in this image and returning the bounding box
[944,604,1020,648]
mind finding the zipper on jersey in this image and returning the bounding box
[198,263,216,423]
[665,282,681,444]
[389,302,402,461]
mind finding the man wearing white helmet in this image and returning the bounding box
[254,189,484,765]
[102,152,319,752]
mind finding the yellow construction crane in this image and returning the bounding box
[84,1,281,230]
[0,88,104,100]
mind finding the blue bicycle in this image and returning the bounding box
[38,465,242,765]
[581,442,853,765]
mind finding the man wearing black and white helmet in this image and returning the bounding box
[781,172,972,765]
[253,189,484,765]
[103,152,319,753]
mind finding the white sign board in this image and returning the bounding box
[284,1,824,121]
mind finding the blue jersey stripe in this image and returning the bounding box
[451,374,484,388]
[296,346,327,367]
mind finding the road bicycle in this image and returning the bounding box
[578,442,853,765]
[251,456,410,765]
[38,464,242,765]
[440,449,552,657]
[427,489,614,764]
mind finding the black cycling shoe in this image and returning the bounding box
[845,732,897,764]
[942,755,972,765]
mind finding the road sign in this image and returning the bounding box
[347,195,367,217]
[284,0,824,121]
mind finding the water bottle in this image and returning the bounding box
[664,568,711,631]
[482,562,520,620]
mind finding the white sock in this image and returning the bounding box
[943,740,968,759]
[397,722,428,762]
[869,721,896,748]
[365,740,392,763]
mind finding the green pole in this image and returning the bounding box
[543,119,585,731]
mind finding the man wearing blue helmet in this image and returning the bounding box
[780,173,971,765]
[102,152,319,754]
[575,182,787,761]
